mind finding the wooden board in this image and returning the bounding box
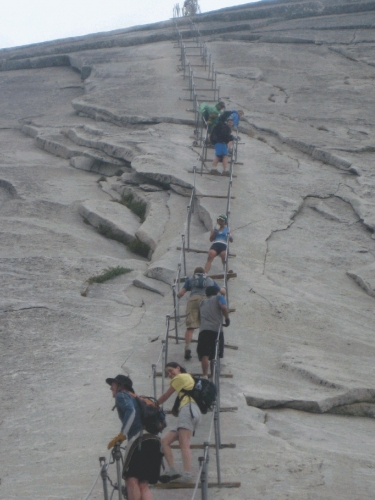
[171,443,236,449]
[167,336,238,350]
[156,371,233,378]
[154,481,241,489]
[175,250,237,258]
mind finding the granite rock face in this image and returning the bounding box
[1,1,375,499]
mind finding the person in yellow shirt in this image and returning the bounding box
[157,362,201,483]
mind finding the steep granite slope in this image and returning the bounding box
[1,0,375,498]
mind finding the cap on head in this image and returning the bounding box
[206,286,218,297]
[217,214,227,223]
[106,374,134,392]
[194,266,205,274]
[227,114,235,122]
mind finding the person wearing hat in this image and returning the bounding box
[197,286,230,378]
[177,266,225,361]
[209,117,234,176]
[204,214,233,274]
[106,374,162,500]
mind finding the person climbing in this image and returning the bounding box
[197,286,230,378]
[198,101,225,132]
[209,116,234,176]
[106,374,162,500]
[157,362,201,484]
[177,266,225,360]
[204,214,233,274]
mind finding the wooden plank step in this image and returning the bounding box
[165,407,238,414]
[175,249,236,259]
[155,481,241,489]
[171,443,236,449]
[167,335,238,350]
[188,170,237,178]
[156,371,233,378]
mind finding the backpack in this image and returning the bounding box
[209,126,219,145]
[181,377,217,414]
[191,272,206,289]
[218,110,232,123]
[198,102,209,121]
[133,395,167,435]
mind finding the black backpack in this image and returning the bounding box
[218,110,233,123]
[181,377,217,414]
[132,395,167,435]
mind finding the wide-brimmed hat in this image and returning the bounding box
[106,374,134,392]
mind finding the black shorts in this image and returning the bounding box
[210,242,227,255]
[197,330,224,360]
[122,435,163,484]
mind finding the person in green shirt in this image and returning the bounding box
[157,362,201,483]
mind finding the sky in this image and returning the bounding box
[0,0,261,49]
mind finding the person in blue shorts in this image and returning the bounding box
[209,116,234,176]
[204,214,233,273]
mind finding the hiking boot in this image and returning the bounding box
[184,348,192,360]
[159,473,181,483]
[179,473,193,483]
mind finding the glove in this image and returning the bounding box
[223,318,230,327]
[107,432,126,450]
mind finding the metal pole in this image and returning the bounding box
[182,234,187,277]
[172,285,179,342]
[113,444,123,500]
[152,364,157,399]
[161,339,166,394]
[99,457,109,500]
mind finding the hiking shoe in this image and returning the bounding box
[184,348,192,360]
[159,473,181,483]
[179,473,193,483]
[210,169,219,175]
[222,170,230,176]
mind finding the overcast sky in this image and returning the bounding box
[0,0,261,49]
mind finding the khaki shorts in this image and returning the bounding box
[186,295,205,329]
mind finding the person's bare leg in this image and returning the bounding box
[185,328,194,344]
[185,328,194,359]
[161,431,179,469]
[178,428,193,473]
[204,249,217,273]
[220,249,227,268]
[139,481,153,500]
[201,355,209,377]
[222,155,229,172]
[126,477,141,500]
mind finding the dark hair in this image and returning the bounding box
[165,361,187,374]
[206,286,218,297]
[194,266,205,274]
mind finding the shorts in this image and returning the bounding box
[210,242,227,255]
[214,142,228,157]
[186,295,205,328]
[122,434,163,484]
[197,330,224,360]
[170,402,201,433]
